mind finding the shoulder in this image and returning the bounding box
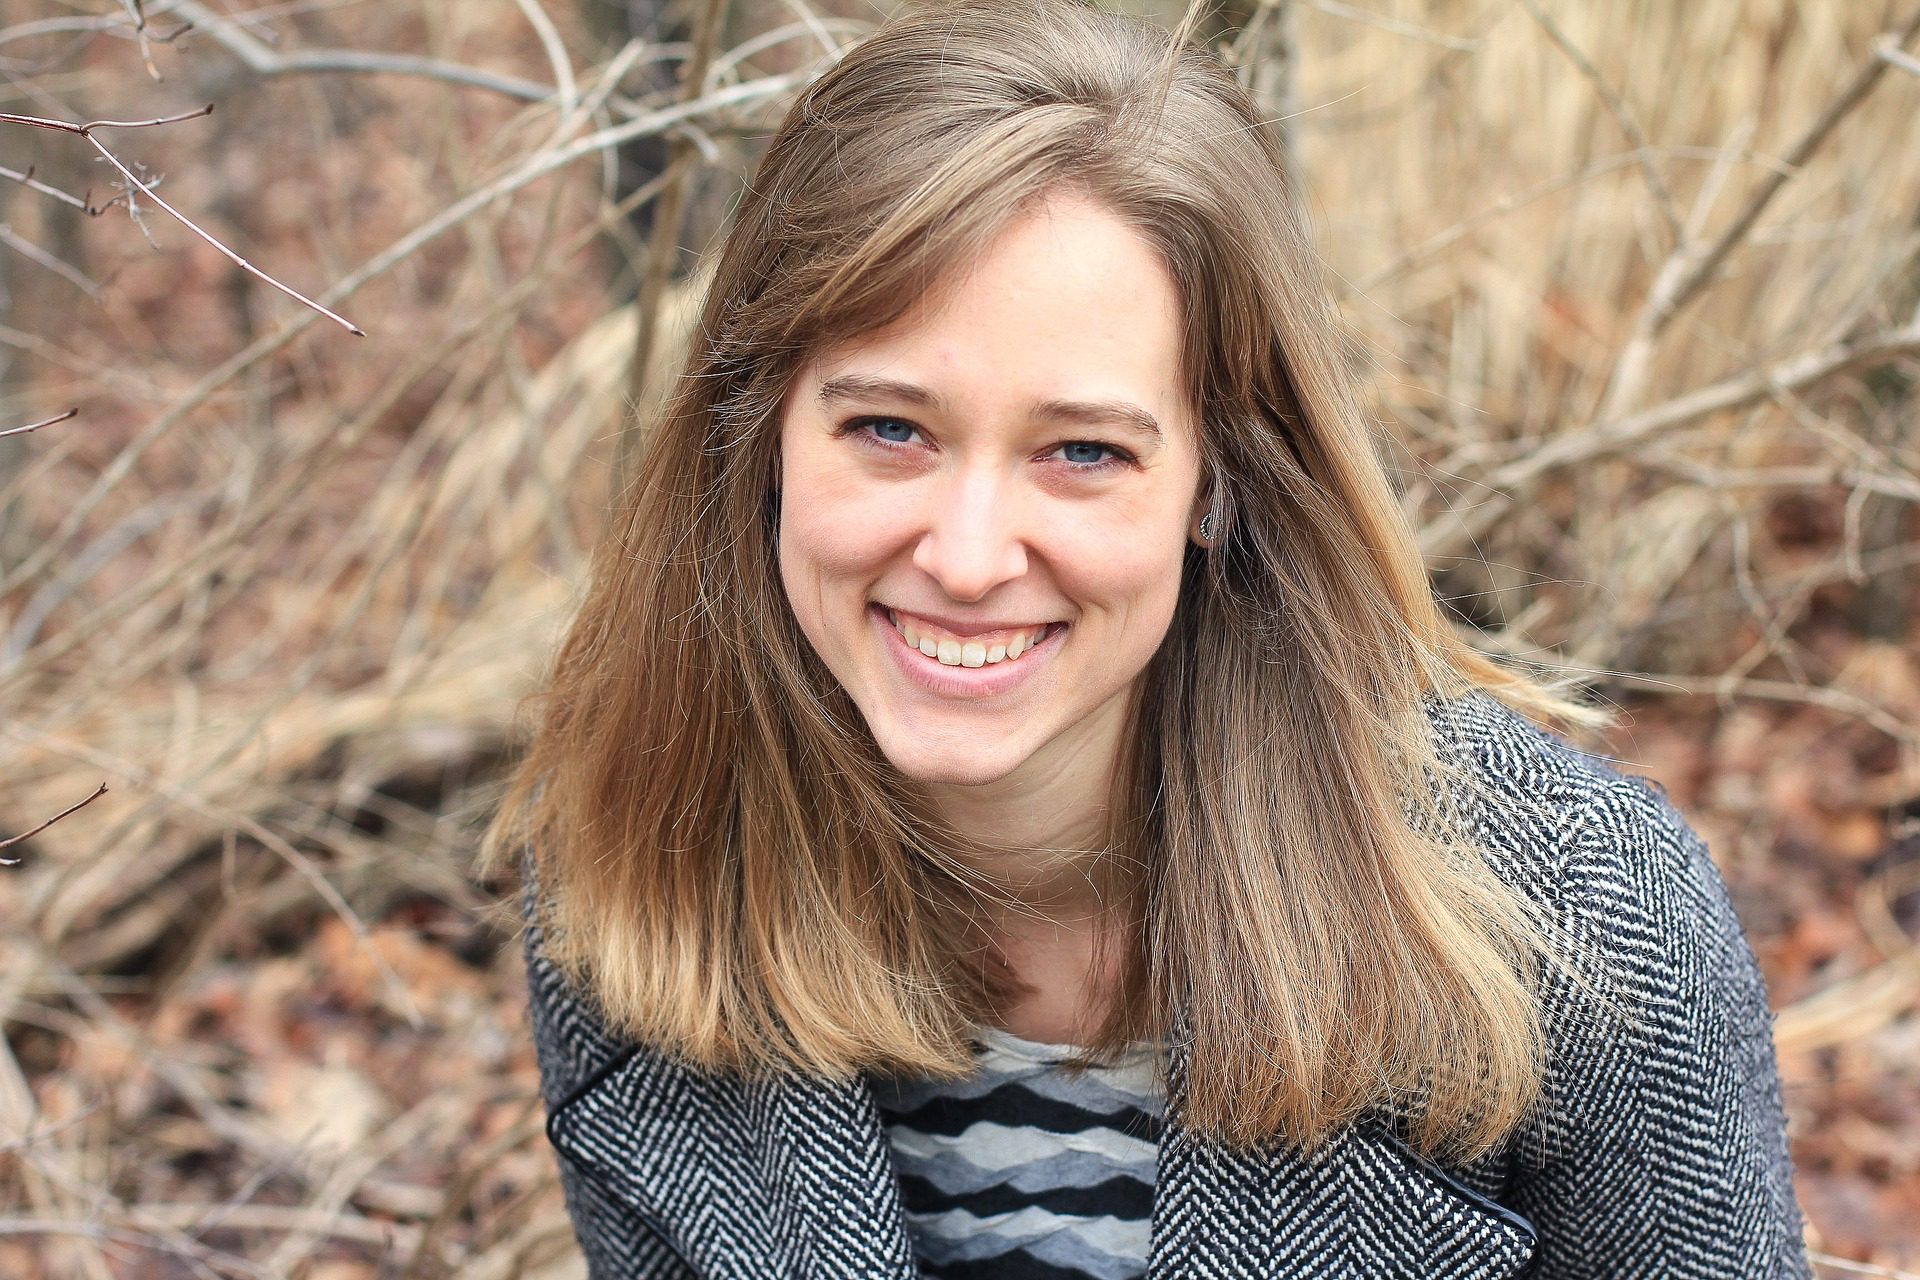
[1421,686,1659,819]
[1422,688,1727,925]
[1427,690,1782,1099]
[1422,687,1776,1064]
[515,863,639,1109]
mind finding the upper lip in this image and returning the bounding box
[878,604,1060,637]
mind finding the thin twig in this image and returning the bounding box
[1499,321,1920,480]
[7,718,423,1026]
[118,0,164,80]
[1420,321,1920,563]
[0,223,104,297]
[165,0,557,103]
[1592,672,1917,746]
[0,161,90,209]
[133,1203,426,1254]
[1666,5,1920,335]
[0,105,364,334]
[0,406,77,440]
[0,14,129,52]
[620,0,733,487]
[1595,4,1920,425]
[3,104,208,131]
[1876,35,1920,79]
[714,17,869,81]
[1308,0,1479,52]
[0,67,806,600]
[0,782,107,864]
[513,0,576,120]
[1517,0,1680,239]
[0,325,158,398]
[1809,1252,1920,1280]
[1223,0,1279,69]
[773,0,849,57]
[1636,456,1920,505]
[0,1101,106,1157]
[1573,6,1920,450]
[1349,143,1792,296]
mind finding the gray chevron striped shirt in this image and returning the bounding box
[869,1025,1165,1280]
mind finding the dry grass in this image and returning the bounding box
[1,0,1917,1275]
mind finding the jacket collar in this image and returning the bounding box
[546,1026,1538,1278]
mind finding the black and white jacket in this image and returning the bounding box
[521,691,1813,1278]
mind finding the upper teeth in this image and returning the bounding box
[887,609,1050,667]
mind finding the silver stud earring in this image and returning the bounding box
[1198,511,1219,544]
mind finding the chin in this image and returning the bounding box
[870,723,1029,789]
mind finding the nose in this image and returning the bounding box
[911,466,1029,602]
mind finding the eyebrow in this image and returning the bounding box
[814,373,1163,441]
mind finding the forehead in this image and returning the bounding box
[790,193,1197,436]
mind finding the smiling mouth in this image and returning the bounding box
[882,607,1059,668]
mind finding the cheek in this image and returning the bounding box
[776,449,895,631]
[780,482,888,586]
[1062,513,1190,639]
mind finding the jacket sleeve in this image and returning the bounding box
[519,868,697,1280]
[1506,775,1813,1279]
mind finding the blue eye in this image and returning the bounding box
[841,417,1134,473]
[1057,441,1115,466]
[862,417,917,444]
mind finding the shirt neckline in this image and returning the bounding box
[970,1022,1159,1066]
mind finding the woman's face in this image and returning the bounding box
[776,190,1207,790]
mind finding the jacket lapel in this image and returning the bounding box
[1148,1030,1536,1278]
[547,1042,918,1278]
[549,1034,1536,1279]
[743,1061,921,1278]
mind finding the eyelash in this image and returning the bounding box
[838,416,1138,473]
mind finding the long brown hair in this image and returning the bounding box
[482,0,1615,1161]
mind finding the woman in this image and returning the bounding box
[483,1,1811,1275]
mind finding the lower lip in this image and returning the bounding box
[871,604,1061,699]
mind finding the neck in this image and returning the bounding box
[923,694,1135,930]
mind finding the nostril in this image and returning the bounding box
[912,528,1028,602]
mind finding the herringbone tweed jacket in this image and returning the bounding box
[521,691,1813,1278]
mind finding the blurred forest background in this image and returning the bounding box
[1,0,1918,1275]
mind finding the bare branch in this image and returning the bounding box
[1420,322,1920,562]
[0,224,103,297]
[0,782,108,863]
[1807,1249,1920,1279]
[621,0,734,488]
[1594,674,1918,748]
[0,406,78,440]
[1305,0,1479,52]
[1537,324,1920,474]
[1517,0,1680,240]
[1647,6,1920,343]
[715,18,870,80]
[0,68,808,597]
[1348,143,1792,296]
[1878,35,1920,78]
[21,104,212,130]
[772,0,851,57]
[165,0,556,103]
[513,0,577,120]
[0,105,364,335]
[1582,5,1920,430]
[0,16,124,53]
[119,0,168,80]
[0,162,90,209]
